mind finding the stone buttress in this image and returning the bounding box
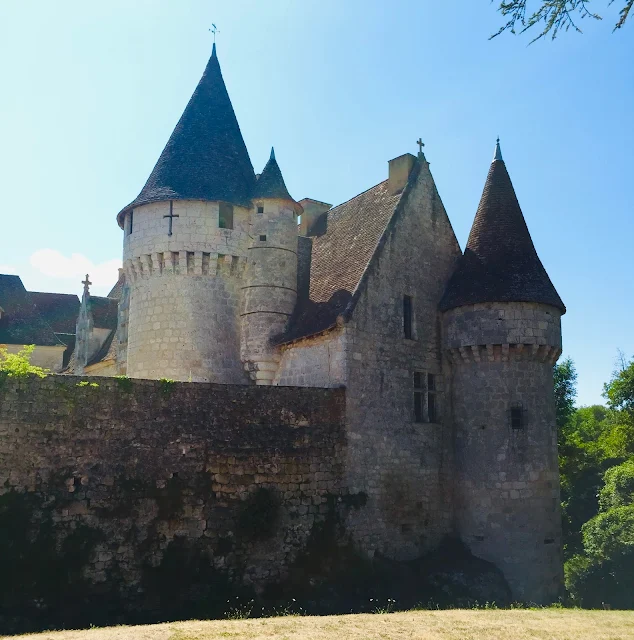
[440,141,566,603]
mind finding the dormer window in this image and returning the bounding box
[219,203,234,229]
[257,206,264,214]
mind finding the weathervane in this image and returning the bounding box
[209,23,219,44]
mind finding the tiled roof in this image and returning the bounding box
[117,43,256,226]
[278,179,404,342]
[252,149,295,201]
[107,272,125,300]
[0,275,63,347]
[90,296,118,330]
[440,155,565,313]
[29,292,80,334]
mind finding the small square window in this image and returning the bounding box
[259,235,267,241]
[219,203,234,229]
[257,206,264,214]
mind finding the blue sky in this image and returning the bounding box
[0,1,631,405]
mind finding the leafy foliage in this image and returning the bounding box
[560,354,634,607]
[598,458,634,510]
[492,1,632,42]
[0,345,48,379]
[554,358,577,431]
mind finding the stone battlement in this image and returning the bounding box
[124,251,246,281]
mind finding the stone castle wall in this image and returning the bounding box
[341,161,462,560]
[0,376,348,609]
[122,200,251,382]
[446,301,563,603]
[241,200,298,384]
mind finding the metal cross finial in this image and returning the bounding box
[209,23,219,44]
[416,138,425,154]
[82,274,92,296]
[163,200,179,237]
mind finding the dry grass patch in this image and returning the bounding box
[8,609,634,640]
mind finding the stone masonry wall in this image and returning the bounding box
[446,301,564,603]
[0,376,347,613]
[343,159,462,560]
[122,200,251,382]
[276,330,347,388]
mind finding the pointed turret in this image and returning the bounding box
[252,147,295,202]
[440,140,565,312]
[117,44,256,226]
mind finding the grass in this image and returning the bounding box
[7,609,634,640]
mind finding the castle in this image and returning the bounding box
[0,43,565,609]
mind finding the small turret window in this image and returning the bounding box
[510,403,525,430]
[219,203,234,229]
[128,210,134,235]
[259,235,267,242]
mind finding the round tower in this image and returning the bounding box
[116,44,255,382]
[241,148,300,384]
[440,141,566,603]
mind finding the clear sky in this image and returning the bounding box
[0,1,631,406]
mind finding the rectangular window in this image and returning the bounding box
[510,403,524,430]
[403,295,413,339]
[413,371,440,424]
[259,235,267,241]
[128,210,134,235]
[219,203,234,229]
[428,374,437,423]
[413,371,424,423]
[257,206,264,214]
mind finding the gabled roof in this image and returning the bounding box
[107,272,125,300]
[278,178,406,342]
[0,275,63,347]
[29,292,80,334]
[117,44,256,226]
[252,148,295,201]
[440,143,565,313]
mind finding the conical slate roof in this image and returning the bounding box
[440,141,565,313]
[117,44,256,225]
[252,148,295,201]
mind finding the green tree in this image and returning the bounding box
[598,458,634,510]
[492,1,632,41]
[566,505,634,608]
[604,353,634,413]
[554,357,577,432]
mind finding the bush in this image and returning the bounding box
[0,345,48,379]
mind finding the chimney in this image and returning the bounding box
[298,198,332,236]
[388,153,416,195]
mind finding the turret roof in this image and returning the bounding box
[117,44,256,226]
[440,142,565,313]
[252,148,295,201]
